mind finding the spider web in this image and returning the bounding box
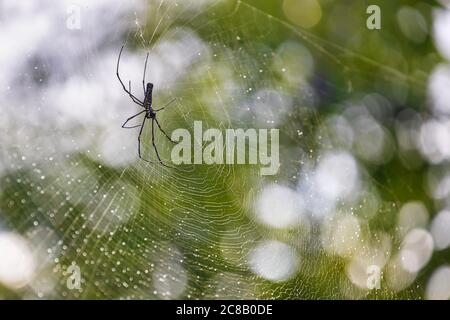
[0,0,443,299]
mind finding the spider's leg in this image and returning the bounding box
[127,81,143,106]
[143,52,149,95]
[152,118,173,168]
[116,45,144,106]
[122,110,146,128]
[137,117,153,163]
[154,117,175,143]
[154,97,176,112]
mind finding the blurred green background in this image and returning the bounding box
[0,0,449,299]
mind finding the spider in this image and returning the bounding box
[116,45,176,167]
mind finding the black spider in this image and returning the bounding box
[116,45,176,167]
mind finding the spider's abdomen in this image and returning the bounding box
[144,83,154,107]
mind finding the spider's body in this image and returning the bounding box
[116,46,176,167]
[146,108,156,119]
[143,83,156,118]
